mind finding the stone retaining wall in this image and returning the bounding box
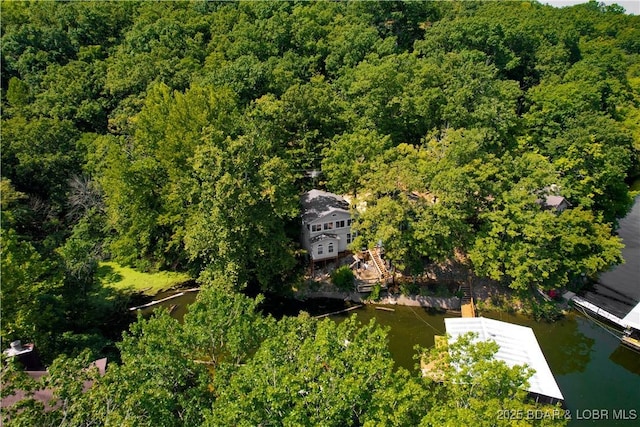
[378,294,461,310]
[297,291,461,311]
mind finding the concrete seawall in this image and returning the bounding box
[297,291,461,311]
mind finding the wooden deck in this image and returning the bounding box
[621,335,640,351]
[356,282,388,293]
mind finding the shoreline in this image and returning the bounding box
[295,279,563,321]
[296,290,461,311]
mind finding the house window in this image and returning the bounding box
[347,233,352,244]
[347,219,352,227]
[311,224,322,232]
[317,244,323,255]
[324,222,334,230]
[328,242,334,253]
[336,220,345,228]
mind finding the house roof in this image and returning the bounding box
[310,233,340,244]
[1,358,108,412]
[444,317,564,401]
[543,195,570,209]
[301,190,350,223]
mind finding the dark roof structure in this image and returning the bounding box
[542,195,571,210]
[301,190,349,224]
[310,233,340,244]
[1,351,107,413]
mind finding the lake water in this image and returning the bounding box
[330,305,640,427]
[586,195,640,319]
[147,293,639,426]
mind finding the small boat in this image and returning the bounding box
[169,304,179,314]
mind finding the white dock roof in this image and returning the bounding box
[622,301,640,330]
[445,317,564,401]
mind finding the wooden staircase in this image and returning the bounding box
[367,248,390,281]
[355,248,391,293]
[460,281,476,318]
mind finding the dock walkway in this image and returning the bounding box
[460,282,476,318]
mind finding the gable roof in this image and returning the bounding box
[543,195,571,209]
[444,317,564,401]
[301,190,350,223]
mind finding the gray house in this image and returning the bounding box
[301,190,353,261]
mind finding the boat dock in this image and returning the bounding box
[564,291,640,351]
[564,292,627,327]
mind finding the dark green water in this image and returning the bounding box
[328,305,455,370]
[149,294,639,426]
[332,305,640,427]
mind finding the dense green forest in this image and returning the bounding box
[1,0,638,425]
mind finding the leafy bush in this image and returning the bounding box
[368,283,381,301]
[435,283,451,297]
[530,299,562,322]
[400,281,420,296]
[419,286,432,297]
[331,265,355,291]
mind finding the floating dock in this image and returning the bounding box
[445,317,564,405]
[128,292,185,311]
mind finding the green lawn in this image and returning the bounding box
[98,262,192,296]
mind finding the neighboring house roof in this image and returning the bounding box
[542,195,571,210]
[1,370,56,412]
[444,317,564,401]
[310,233,340,244]
[1,358,108,412]
[301,190,350,223]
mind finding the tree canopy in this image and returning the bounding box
[2,0,636,292]
[1,1,638,423]
[2,283,568,427]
